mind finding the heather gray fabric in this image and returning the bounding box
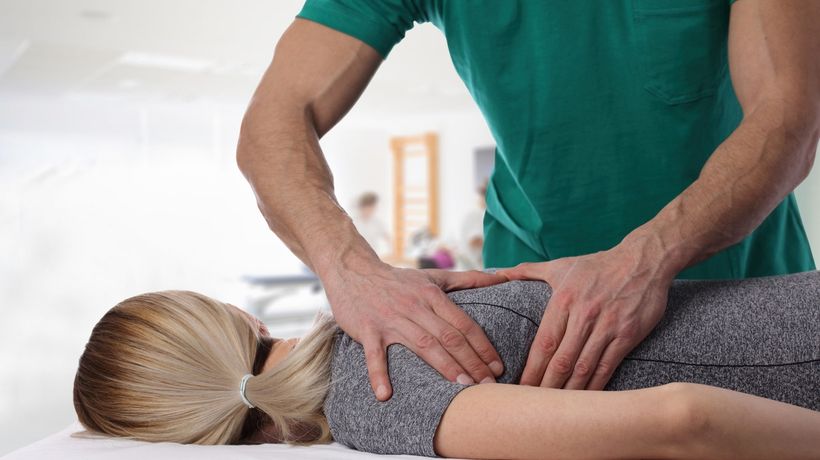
[323,270,820,457]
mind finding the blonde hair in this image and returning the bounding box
[73,290,340,445]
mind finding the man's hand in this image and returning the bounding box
[495,0,820,392]
[498,238,674,390]
[323,257,507,401]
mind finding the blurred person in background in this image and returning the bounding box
[458,180,488,270]
[351,192,390,258]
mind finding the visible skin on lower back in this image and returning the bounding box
[433,382,820,459]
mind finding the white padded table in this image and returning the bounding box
[2,423,467,460]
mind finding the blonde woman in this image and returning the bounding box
[74,270,820,459]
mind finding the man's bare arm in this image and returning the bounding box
[627,0,820,273]
[237,19,505,401]
[238,19,379,268]
[500,0,820,391]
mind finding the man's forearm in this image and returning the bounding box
[623,92,819,277]
[236,105,382,277]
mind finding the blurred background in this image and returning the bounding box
[0,0,818,455]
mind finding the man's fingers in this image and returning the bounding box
[396,318,474,385]
[428,293,504,380]
[562,327,611,390]
[361,336,392,401]
[497,262,549,281]
[585,337,633,390]
[539,312,595,388]
[520,307,568,386]
[428,269,507,291]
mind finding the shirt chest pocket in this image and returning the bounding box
[632,0,730,105]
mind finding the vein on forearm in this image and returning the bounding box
[642,91,819,272]
[238,105,370,273]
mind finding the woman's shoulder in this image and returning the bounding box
[324,325,468,456]
[323,280,553,455]
[447,279,552,326]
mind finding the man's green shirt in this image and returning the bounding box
[297,0,815,279]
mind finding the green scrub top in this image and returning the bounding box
[297,0,815,279]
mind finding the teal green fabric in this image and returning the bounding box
[296,0,815,280]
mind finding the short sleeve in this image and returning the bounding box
[323,281,550,457]
[323,333,468,457]
[296,0,430,58]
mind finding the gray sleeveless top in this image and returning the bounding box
[322,274,820,457]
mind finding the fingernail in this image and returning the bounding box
[489,360,504,375]
[480,376,495,384]
[456,373,475,385]
[376,384,388,399]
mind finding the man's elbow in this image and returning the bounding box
[235,93,313,178]
[794,97,819,183]
[803,90,820,180]
[235,102,282,179]
[799,135,818,183]
[790,72,820,125]
[773,78,820,183]
[796,81,820,149]
[235,111,261,179]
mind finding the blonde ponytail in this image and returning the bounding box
[242,311,338,443]
[73,290,340,445]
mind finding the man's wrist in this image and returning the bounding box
[619,225,687,281]
[309,226,387,282]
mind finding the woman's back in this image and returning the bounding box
[324,271,820,456]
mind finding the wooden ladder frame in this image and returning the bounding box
[390,132,439,261]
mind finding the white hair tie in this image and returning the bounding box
[239,374,255,409]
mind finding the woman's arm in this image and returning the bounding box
[434,382,820,459]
